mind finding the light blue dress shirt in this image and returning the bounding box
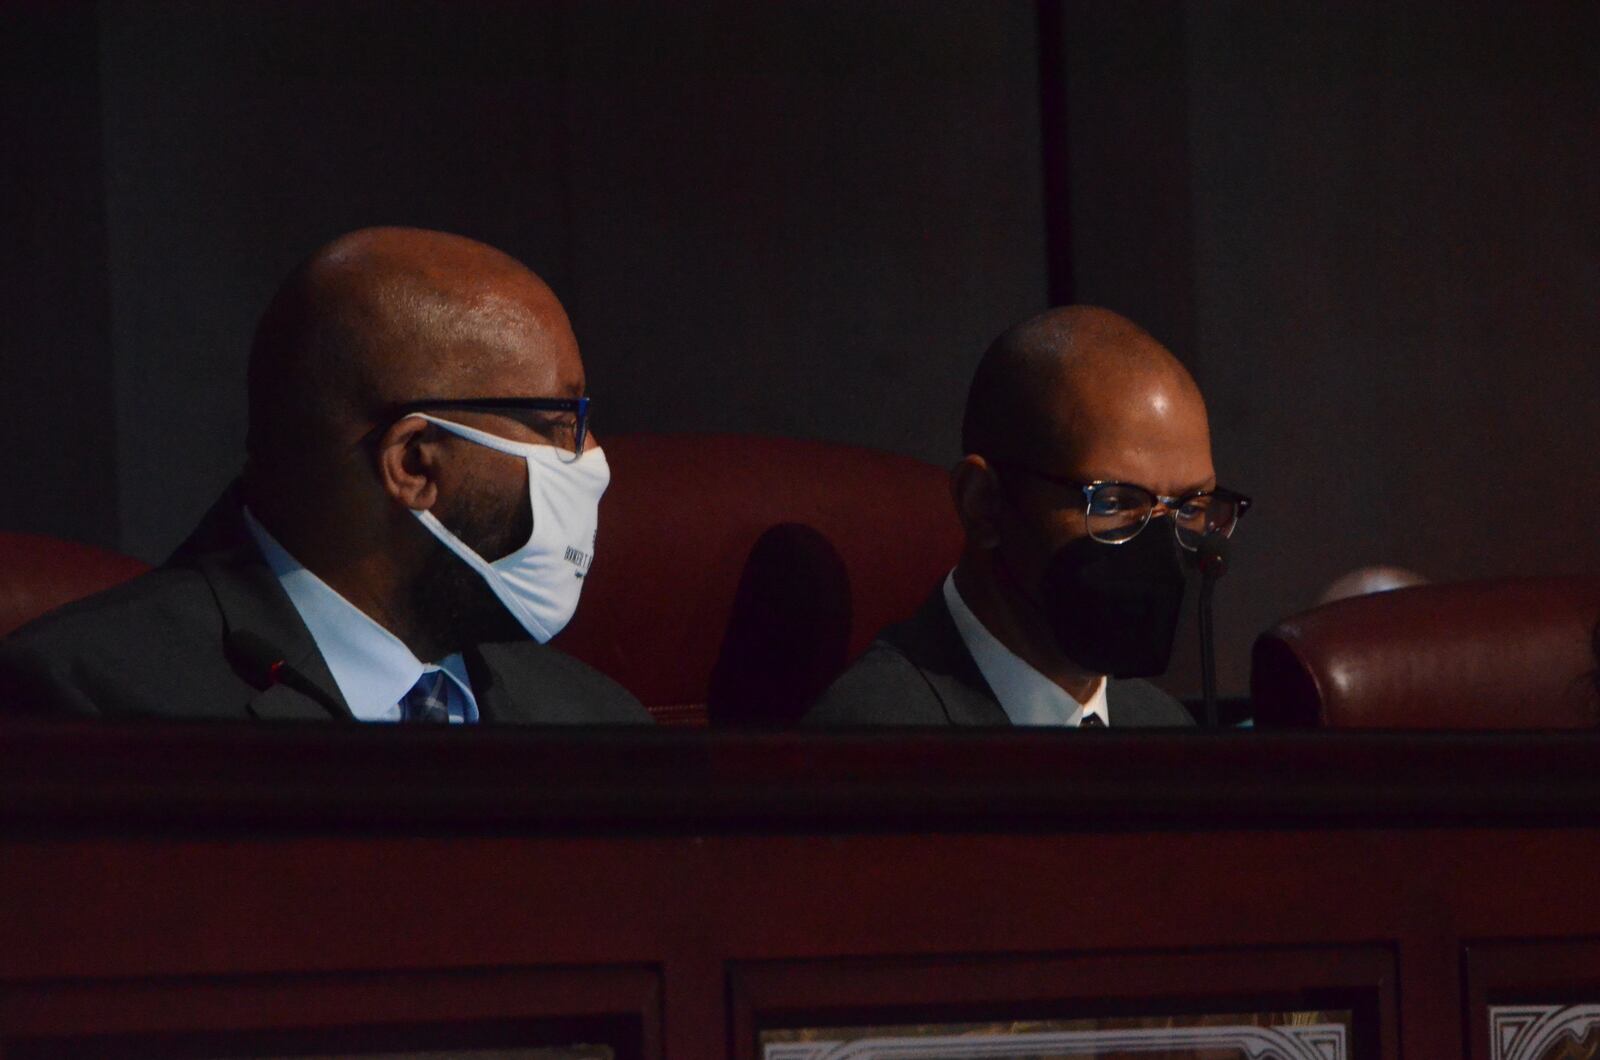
[243,509,479,723]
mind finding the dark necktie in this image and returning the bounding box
[1079,712,1105,728]
[399,670,451,723]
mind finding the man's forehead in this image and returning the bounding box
[1030,381,1212,479]
[1056,426,1215,492]
[458,341,584,399]
[442,289,584,392]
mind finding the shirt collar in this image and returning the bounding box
[942,570,1108,727]
[243,508,472,722]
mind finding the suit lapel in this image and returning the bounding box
[184,491,352,721]
[1103,678,1192,728]
[1106,680,1137,727]
[881,588,1011,726]
[466,642,548,723]
[245,682,344,721]
[199,546,352,721]
[464,644,511,721]
[1105,681,1128,728]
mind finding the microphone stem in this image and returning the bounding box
[1199,574,1218,727]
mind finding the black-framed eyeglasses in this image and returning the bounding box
[994,459,1252,551]
[374,397,592,461]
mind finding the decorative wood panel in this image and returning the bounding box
[731,949,1391,1060]
[762,1017,1348,1059]
[1468,941,1600,1060]
[1489,1005,1600,1060]
[6,722,1600,1058]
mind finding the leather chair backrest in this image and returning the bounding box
[1252,576,1600,728]
[554,433,963,724]
[0,533,152,639]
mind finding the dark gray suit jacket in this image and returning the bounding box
[805,587,1194,727]
[0,494,651,725]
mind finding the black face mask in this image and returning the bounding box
[1034,522,1188,678]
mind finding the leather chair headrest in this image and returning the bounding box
[555,433,962,716]
[0,533,151,639]
[1252,576,1600,728]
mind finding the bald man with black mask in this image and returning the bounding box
[807,307,1249,728]
[0,227,649,724]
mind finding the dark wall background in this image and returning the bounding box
[1053,0,1598,697]
[80,0,1045,564]
[1,1,1595,696]
[1195,0,1599,696]
[1,2,117,549]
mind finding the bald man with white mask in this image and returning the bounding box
[807,307,1249,727]
[0,228,649,724]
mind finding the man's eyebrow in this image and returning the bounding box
[1177,478,1218,495]
[1075,473,1218,496]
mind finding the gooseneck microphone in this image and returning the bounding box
[225,629,344,714]
[1196,531,1231,727]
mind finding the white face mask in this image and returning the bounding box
[409,413,610,643]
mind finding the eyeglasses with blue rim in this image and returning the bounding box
[992,459,1252,551]
[374,397,592,462]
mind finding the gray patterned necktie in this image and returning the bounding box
[1079,712,1105,728]
[399,670,451,723]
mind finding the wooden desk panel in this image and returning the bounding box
[4,722,1600,1058]
[0,966,656,1059]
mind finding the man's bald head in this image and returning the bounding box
[948,307,1218,698]
[246,227,578,478]
[962,306,1204,472]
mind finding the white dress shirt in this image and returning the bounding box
[243,509,478,723]
[942,571,1108,727]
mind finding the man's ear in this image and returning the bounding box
[374,416,443,512]
[950,454,1004,549]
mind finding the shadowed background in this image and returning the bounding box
[2,0,1595,697]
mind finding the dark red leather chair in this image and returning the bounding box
[0,533,151,639]
[555,434,963,725]
[1252,576,1600,728]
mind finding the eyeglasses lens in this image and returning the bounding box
[1086,485,1241,549]
[1174,494,1239,550]
[1085,483,1153,544]
[515,407,586,461]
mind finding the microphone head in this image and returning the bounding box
[1197,531,1231,578]
[225,629,287,689]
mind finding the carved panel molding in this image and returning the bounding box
[764,1022,1347,1060]
[1491,1005,1600,1060]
